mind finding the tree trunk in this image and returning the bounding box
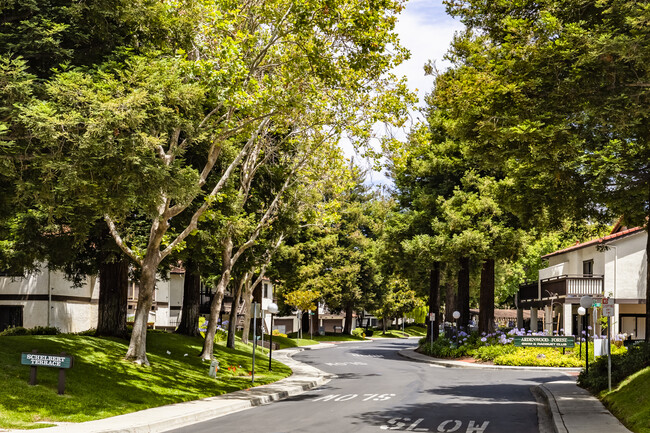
[444,280,456,322]
[479,258,495,335]
[457,257,470,330]
[226,276,246,349]
[96,257,129,338]
[301,311,310,337]
[313,303,320,336]
[343,303,353,335]
[427,262,441,342]
[124,257,157,365]
[200,237,233,360]
[175,263,201,337]
[241,276,254,344]
[200,275,227,360]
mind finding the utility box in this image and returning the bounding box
[208,360,219,378]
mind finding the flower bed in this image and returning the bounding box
[419,328,626,367]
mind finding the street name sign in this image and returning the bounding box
[21,350,74,394]
[514,336,575,348]
[21,353,73,368]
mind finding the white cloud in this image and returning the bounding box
[340,0,465,187]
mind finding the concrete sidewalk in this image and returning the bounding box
[398,348,632,433]
[0,344,336,433]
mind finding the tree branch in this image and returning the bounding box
[104,215,143,266]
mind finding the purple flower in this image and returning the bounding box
[481,337,487,342]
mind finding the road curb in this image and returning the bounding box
[3,349,333,433]
[535,384,569,433]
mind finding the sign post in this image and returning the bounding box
[21,350,74,395]
[252,302,260,384]
[428,312,435,346]
[603,297,614,391]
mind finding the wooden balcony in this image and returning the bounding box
[518,274,604,307]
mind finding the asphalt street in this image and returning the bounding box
[169,339,572,433]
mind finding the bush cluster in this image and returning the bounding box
[0,326,60,336]
[578,342,650,392]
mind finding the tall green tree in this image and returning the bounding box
[438,0,650,340]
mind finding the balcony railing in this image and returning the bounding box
[518,274,604,306]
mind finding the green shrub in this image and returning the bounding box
[420,337,474,358]
[473,344,517,362]
[495,347,583,367]
[351,328,365,338]
[0,327,29,336]
[578,342,650,392]
[0,326,59,336]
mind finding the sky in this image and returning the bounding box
[348,0,465,186]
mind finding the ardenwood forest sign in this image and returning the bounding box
[514,336,575,348]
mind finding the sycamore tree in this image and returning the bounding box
[14,1,411,365]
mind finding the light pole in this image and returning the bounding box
[580,296,594,374]
[452,311,460,342]
[578,306,586,359]
[267,302,278,371]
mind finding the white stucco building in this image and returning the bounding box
[0,264,185,333]
[517,225,647,340]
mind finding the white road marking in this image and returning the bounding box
[313,393,395,402]
[437,420,462,432]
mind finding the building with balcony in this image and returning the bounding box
[516,225,647,340]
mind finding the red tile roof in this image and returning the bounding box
[542,226,645,259]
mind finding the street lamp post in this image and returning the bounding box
[452,311,460,343]
[267,303,278,371]
[578,306,586,359]
[580,296,594,374]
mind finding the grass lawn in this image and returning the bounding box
[313,334,365,342]
[0,332,291,430]
[372,330,410,338]
[264,334,319,350]
[602,366,650,433]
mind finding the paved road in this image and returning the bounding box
[171,339,571,433]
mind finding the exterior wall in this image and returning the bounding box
[539,262,567,279]
[608,233,647,300]
[153,278,171,328]
[169,273,184,326]
[273,318,296,334]
[0,264,99,333]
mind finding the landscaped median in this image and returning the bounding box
[0,331,292,430]
[418,329,626,367]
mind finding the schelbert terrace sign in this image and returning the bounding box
[514,336,575,348]
[21,351,74,395]
[21,353,73,368]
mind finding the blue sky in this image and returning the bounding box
[361,0,465,185]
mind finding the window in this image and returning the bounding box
[620,315,646,340]
[263,283,269,299]
[0,306,23,331]
[582,260,594,277]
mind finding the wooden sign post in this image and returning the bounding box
[21,350,74,395]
